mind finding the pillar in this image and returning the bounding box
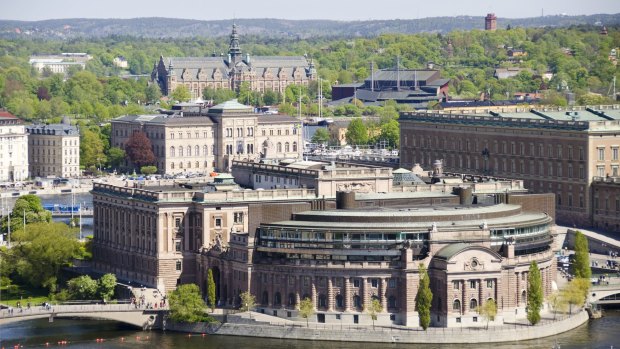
[268,273,274,307]
[327,277,334,311]
[295,275,301,307]
[311,276,317,310]
[380,278,388,312]
[362,277,370,309]
[344,277,352,311]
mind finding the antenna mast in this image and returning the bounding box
[370,61,374,92]
[396,56,400,91]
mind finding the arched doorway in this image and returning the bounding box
[318,294,327,309]
[288,293,296,307]
[353,295,362,310]
[335,294,344,309]
[274,292,282,306]
[262,291,269,306]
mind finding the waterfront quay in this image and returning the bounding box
[170,309,589,344]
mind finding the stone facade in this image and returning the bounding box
[26,121,80,178]
[197,191,557,328]
[110,100,302,174]
[591,176,620,234]
[152,24,316,99]
[399,106,620,228]
[0,110,28,182]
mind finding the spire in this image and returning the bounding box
[229,22,242,62]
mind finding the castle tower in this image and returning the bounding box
[485,13,497,31]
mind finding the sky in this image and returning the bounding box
[1,0,619,21]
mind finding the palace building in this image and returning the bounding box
[399,106,620,230]
[110,100,302,173]
[0,110,28,182]
[26,117,80,178]
[151,24,316,99]
[92,160,557,328]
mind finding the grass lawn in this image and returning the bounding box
[0,284,50,307]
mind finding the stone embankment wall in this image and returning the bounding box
[167,311,589,344]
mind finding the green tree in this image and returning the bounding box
[366,298,383,330]
[527,261,543,325]
[477,299,497,329]
[239,291,256,313]
[345,118,368,145]
[572,231,591,280]
[562,279,587,314]
[140,165,158,175]
[168,283,211,323]
[299,297,315,327]
[97,273,117,301]
[125,131,156,169]
[379,119,400,148]
[3,194,52,234]
[10,222,80,291]
[81,128,106,170]
[67,275,98,300]
[171,85,191,102]
[547,291,567,319]
[311,128,330,145]
[207,268,216,312]
[415,263,433,330]
[144,83,162,104]
[107,147,126,170]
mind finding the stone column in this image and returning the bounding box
[380,278,388,312]
[295,275,301,307]
[462,279,468,313]
[268,273,274,307]
[362,277,370,309]
[344,277,352,311]
[327,277,334,311]
[311,276,317,310]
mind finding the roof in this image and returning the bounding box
[434,243,502,260]
[368,69,438,83]
[26,123,79,136]
[257,114,300,124]
[113,114,215,126]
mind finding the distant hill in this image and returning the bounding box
[0,14,619,39]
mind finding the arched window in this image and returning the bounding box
[336,294,344,308]
[292,142,297,152]
[171,162,175,170]
[453,299,461,312]
[195,161,199,168]
[179,147,184,157]
[469,298,478,311]
[285,142,290,152]
[274,292,281,306]
[521,290,527,304]
[187,146,191,156]
[195,145,200,156]
[179,162,184,169]
[288,293,296,307]
[277,142,282,153]
[262,291,269,305]
[353,295,361,309]
[203,145,208,155]
[170,146,175,157]
[388,296,397,309]
[318,294,327,309]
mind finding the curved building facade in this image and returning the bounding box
[199,192,556,328]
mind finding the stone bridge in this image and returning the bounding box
[589,283,620,305]
[0,304,166,329]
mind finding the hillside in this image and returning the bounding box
[1,14,619,39]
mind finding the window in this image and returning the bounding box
[579,147,584,161]
[285,142,290,152]
[473,316,478,322]
[277,142,282,153]
[453,281,460,290]
[598,147,605,161]
[469,280,476,289]
[597,166,605,177]
[175,218,181,228]
[371,279,378,288]
[234,212,244,224]
[293,142,298,152]
[170,146,175,157]
[469,299,478,310]
[613,147,619,161]
[453,299,461,311]
[486,280,494,288]
[353,278,360,288]
[175,241,181,252]
[388,279,396,288]
[215,218,222,228]
[175,260,182,271]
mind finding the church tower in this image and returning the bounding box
[229,23,242,65]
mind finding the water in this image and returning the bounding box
[2,311,619,349]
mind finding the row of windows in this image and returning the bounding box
[410,135,589,161]
[452,279,495,290]
[169,145,214,157]
[225,127,255,138]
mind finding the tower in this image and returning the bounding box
[228,23,242,65]
[485,13,497,31]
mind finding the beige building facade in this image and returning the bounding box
[26,122,80,178]
[399,106,620,228]
[0,110,28,182]
[111,100,302,174]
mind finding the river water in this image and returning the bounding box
[1,310,619,349]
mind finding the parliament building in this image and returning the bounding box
[151,24,316,99]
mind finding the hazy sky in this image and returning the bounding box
[2,0,619,21]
